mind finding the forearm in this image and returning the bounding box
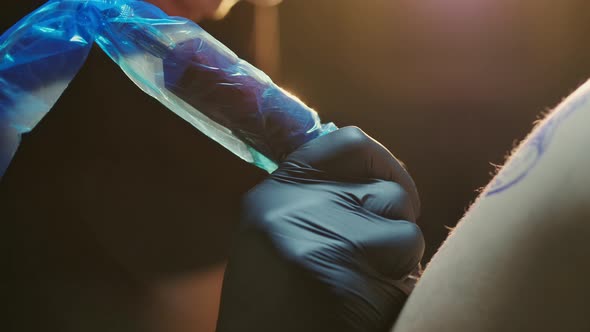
[392,80,590,332]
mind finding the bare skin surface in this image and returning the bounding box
[392,80,590,332]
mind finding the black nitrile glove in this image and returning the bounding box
[217,127,425,332]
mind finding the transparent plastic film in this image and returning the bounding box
[0,0,98,176]
[0,0,337,176]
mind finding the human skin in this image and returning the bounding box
[391,80,590,332]
[145,0,222,21]
[145,0,281,21]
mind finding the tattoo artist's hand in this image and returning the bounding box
[217,127,425,332]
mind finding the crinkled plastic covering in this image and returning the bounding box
[0,0,336,176]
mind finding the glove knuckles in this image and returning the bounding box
[282,126,386,178]
[359,179,416,222]
[359,220,425,279]
[281,126,421,216]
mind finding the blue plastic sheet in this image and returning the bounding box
[0,0,336,176]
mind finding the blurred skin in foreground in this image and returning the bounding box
[147,0,281,21]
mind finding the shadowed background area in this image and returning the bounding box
[2,0,590,331]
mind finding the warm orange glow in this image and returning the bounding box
[151,263,227,332]
[254,4,281,80]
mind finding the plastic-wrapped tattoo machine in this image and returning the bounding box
[0,0,337,176]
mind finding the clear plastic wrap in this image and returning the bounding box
[0,0,336,176]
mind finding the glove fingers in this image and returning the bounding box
[300,220,421,331]
[323,266,410,332]
[353,179,417,222]
[337,212,424,280]
[301,201,423,281]
[281,126,420,216]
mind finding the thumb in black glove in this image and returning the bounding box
[217,127,425,332]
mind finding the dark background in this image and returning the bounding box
[3,0,590,331]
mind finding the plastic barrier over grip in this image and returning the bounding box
[0,0,336,176]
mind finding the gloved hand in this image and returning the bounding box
[216,127,425,332]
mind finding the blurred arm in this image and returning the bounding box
[392,80,590,332]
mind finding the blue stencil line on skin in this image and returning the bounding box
[486,91,589,196]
